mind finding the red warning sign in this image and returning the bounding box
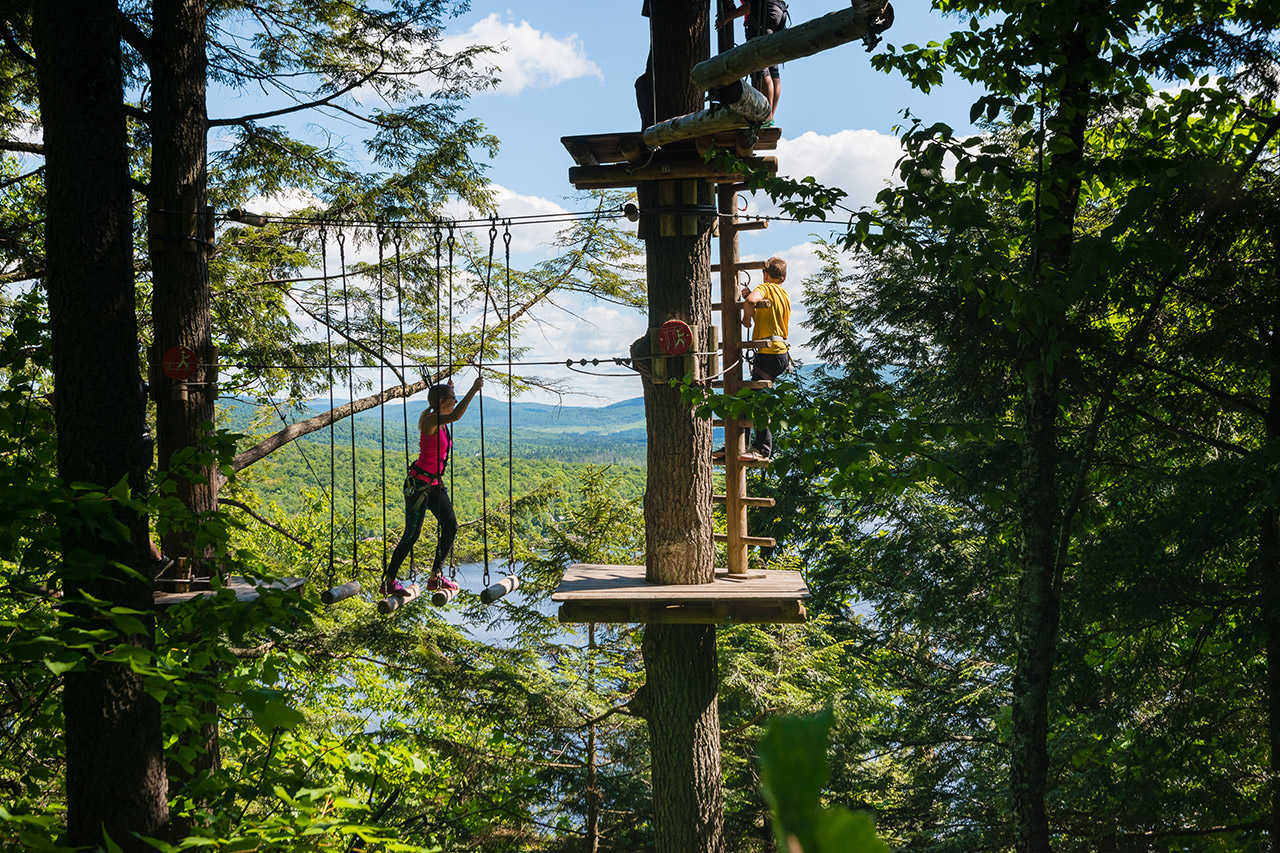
[161,345,198,381]
[657,319,693,356]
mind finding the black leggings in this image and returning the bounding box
[384,478,457,583]
[750,352,791,455]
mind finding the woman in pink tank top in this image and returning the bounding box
[381,375,483,597]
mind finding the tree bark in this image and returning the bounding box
[635,1,723,850]
[1010,13,1094,851]
[149,0,216,567]
[31,1,168,847]
[1264,296,1280,842]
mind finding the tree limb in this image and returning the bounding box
[117,10,152,61]
[0,139,43,156]
[207,64,385,128]
[219,498,312,548]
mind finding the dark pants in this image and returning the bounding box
[385,477,456,583]
[750,351,790,455]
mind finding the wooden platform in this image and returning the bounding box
[552,563,808,624]
[154,576,305,608]
[562,127,781,167]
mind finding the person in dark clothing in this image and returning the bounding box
[719,0,788,121]
[380,376,482,597]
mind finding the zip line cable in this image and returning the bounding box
[476,217,498,589]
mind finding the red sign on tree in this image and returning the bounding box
[161,345,198,381]
[657,319,693,356]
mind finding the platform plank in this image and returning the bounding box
[154,576,305,607]
[552,564,807,602]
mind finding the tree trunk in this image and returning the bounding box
[635,2,723,850]
[1010,11,1095,852]
[148,0,221,807]
[150,0,215,567]
[31,2,168,847]
[1264,304,1280,841]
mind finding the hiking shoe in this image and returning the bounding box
[380,578,410,597]
[426,575,459,593]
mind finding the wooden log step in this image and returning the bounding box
[377,582,420,614]
[691,1,891,90]
[712,454,771,468]
[321,580,361,605]
[713,494,776,507]
[713,533,777,547]
[711,260,767,273]
[569,155,777,190]
[712,379,773,390]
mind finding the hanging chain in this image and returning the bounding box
[477,216,498,588]
[446,224,457,578]
[337,229,358,577]
[321,228,335,589]
[504,221,515,574]
[377,229,388,575]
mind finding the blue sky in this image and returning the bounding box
[219,1,982,404]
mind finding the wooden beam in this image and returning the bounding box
[378,583,420,614]
[713,533,776,547]
[480,575,520,604]
[711,418,754,428]
[733,219,768,232]
[712,379,773,389]
[642,80,770,149]
[569,155,777,190]
[713,494,775,507]
[321,581,361,605]
[558,600,804,625]
[691,1,890,91]
[713,454,770,469]
[712,260,766,273]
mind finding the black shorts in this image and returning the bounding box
[751,351,791,381]
[746,3,786,78]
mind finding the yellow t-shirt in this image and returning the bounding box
[751,282,790,354]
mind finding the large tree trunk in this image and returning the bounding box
[635,1,723,850]
[1264,303,1280,841]
[150,0,215,566]
[1009,13,1094,850]
[32,2,168,847]
[148,0,220,804]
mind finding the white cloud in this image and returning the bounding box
[771,128,903,210]
[442,14,603,96]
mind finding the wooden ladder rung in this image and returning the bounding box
[732,219,768,232]
[712,379,772,390]
[711,260,767,273]
[712,455,770,469]
[713,533,776,547]
[712,299,770,311]
[713,494,776,507]
[711,418,753,428]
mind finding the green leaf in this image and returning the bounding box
[816,808,890,853]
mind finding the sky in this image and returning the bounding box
[220,1,982,405]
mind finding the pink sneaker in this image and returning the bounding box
[425,575,459,593]
[380,579,410,597]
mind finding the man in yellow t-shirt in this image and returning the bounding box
[740,256,791,459]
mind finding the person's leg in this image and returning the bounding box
[385,483,428,587]
[749,353,790,456]
[769,70,781,119]
[759,72,775,117]
[426,485,458,578]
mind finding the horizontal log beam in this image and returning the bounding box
[557,600,804,625]
[692,1,890,90]
[569,156,777,190]
[713,494,776,507]
[642,80,771,149]
[713,533,776,547]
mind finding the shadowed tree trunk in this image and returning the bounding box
[32,1,168,847]
[633,1,723,850]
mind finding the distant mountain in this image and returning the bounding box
[220,362,827,466]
